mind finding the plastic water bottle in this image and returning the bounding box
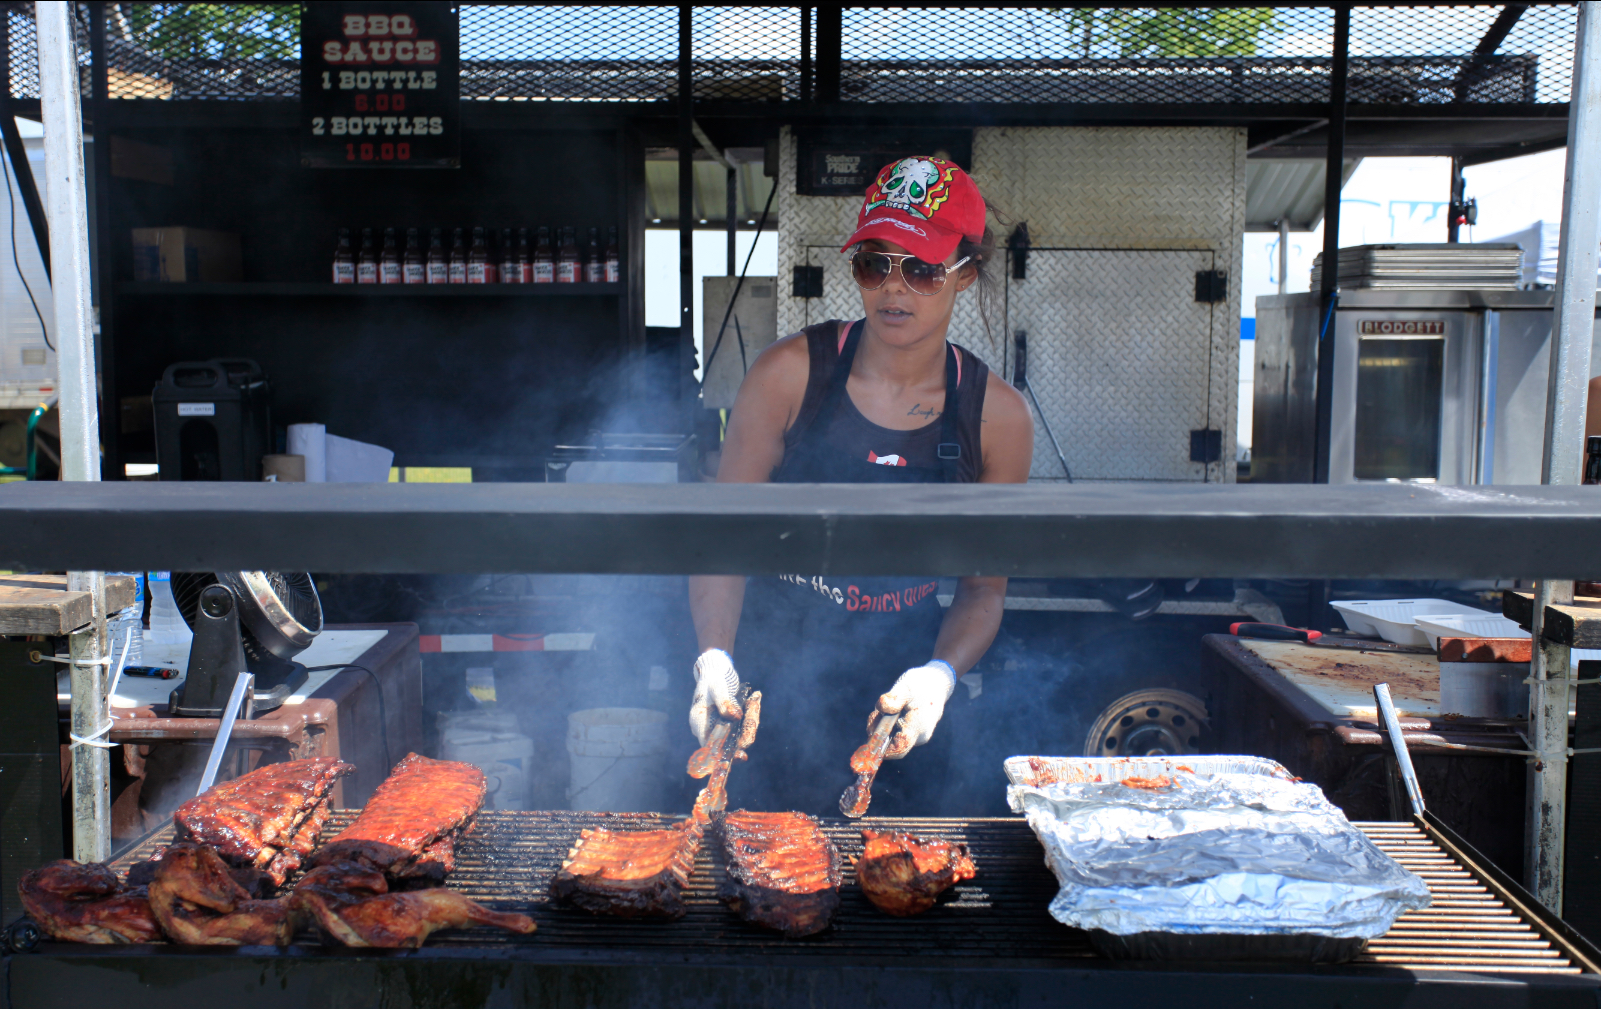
[145,571,192,648]
[106,572,145,673]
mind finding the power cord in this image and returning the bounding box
[305,663,392,772]
[2,142,51,351]
[702,180,777,378]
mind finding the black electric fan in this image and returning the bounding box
[168,572,323,717]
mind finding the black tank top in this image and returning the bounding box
[747,318,988,625]
[773,319,989,484]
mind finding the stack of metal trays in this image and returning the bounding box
[1310,243,1523,290]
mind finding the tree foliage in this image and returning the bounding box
[116,3,299,61]
[1052,7,1282,58]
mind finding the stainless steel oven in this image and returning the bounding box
[1252,289,1601,484]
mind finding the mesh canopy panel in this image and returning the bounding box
[1,5,1580,106]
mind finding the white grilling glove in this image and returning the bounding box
[690,648,744,746]
[875,660,957,760]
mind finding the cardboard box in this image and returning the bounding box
[131,227,241,283]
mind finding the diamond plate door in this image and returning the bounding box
[1008,249,1218,482]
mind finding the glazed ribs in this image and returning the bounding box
[292,860,534,948]
[173,757,353,886]
[310,753,485,885]
[855,830,976,917]
[18,861,162,944]
[146,843,297,946]
[717,810,842,937]
[550,820,702,919]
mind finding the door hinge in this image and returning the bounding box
[1194,270,1227,303]
[792,265,823,299]
[1190,429,1223,463]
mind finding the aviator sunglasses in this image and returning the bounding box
[849,250,972,296]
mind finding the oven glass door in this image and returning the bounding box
[1353,336,1444,481]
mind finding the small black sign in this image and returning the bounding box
[300,2,460,169]
[795,130,973,197]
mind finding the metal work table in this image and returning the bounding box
[1203,633,1531,875]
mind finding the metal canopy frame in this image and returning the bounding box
[3,481,1600,580]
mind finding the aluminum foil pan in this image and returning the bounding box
[1005,756,1431,944]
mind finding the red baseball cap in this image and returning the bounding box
[840,156,986,264]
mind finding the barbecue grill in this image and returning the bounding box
[5,809,1599,1008]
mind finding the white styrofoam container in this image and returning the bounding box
[1331,599,1493,646]
[1414,613,1529,650]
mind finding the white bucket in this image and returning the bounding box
[438,710,536,811]
[566,707,670,812]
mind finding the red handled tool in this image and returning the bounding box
[1229,622,1323,644]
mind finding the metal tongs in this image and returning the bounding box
[687,683,761,824]
[839,710,899,818]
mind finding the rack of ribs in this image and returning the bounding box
[18,861,162,944]
[550,820,702,919]
[292,860,534,948]
[717,810,842,937]
[309,753,485,885]
[855,830,976,917]
[146,843,297,945]
[173,757,353,886]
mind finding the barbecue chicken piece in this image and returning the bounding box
[174,757,353,886]
[550,821,702,919]
[292,860,535,948]
[855,830,976,917]
[310,753,484,885]
[18,861,162,944]
[718,810,842,937]
[146,843,297,946]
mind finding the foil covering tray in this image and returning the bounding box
[1004,755,1432,961]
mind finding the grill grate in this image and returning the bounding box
[108,811,1582,972]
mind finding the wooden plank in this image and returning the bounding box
[1439,637,1531,663]
[0,585,92,635]
[0,574,138,635]
[1502,589,1601,648]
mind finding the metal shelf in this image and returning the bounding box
[115,282,624,297]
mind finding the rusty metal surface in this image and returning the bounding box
[1237,638,1440,719]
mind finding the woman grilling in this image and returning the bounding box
[687,157,1034,815]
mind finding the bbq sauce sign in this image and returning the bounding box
[300,2,460,168]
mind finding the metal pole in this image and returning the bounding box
[727,165,737,276]
[678,6,694,390]
[1312,5,1349,486]
[1448,157,1464,243]
[1277,218,1288,296]
[38,0,109,863]
[1526,0,1601,913]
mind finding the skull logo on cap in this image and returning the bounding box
[861,157,961,222]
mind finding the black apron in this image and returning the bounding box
[730,320,970,817]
